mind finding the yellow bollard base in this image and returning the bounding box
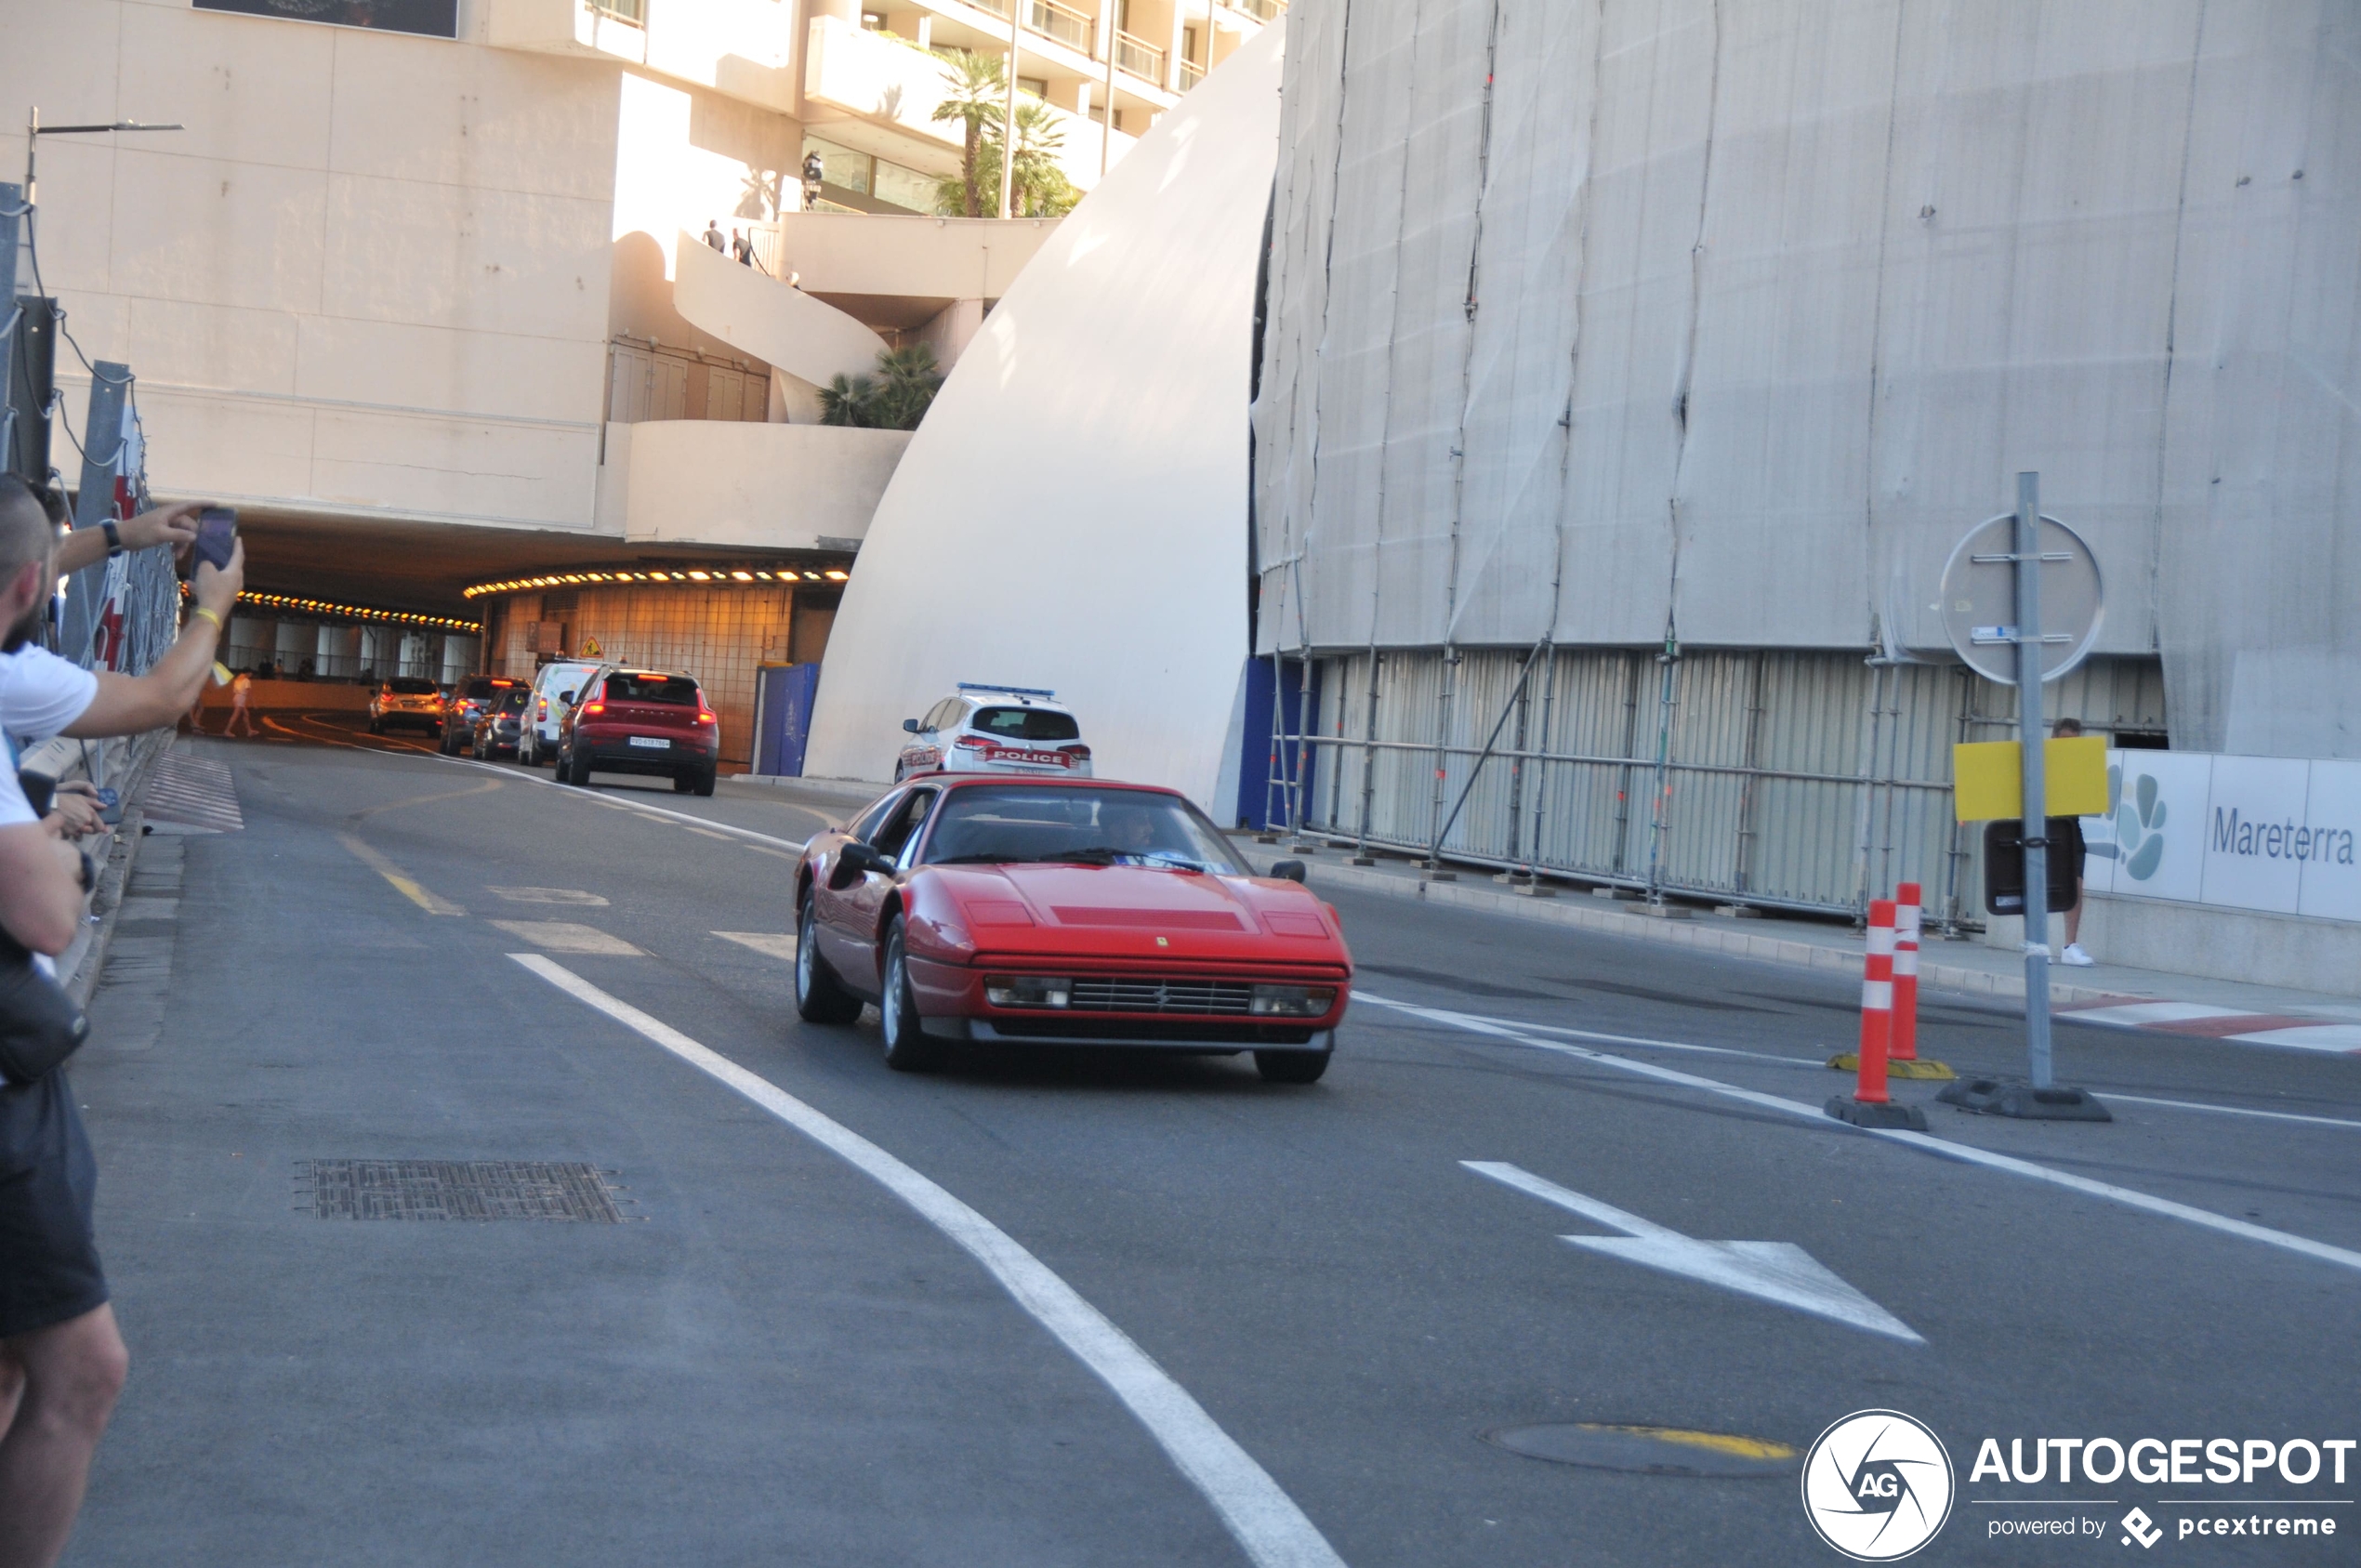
[1887,1058,1957,1081]
[1826,1053,1857,1071]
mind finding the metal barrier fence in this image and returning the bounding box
[1268,645,2166,929]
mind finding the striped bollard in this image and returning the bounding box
[1826,897,1929,1129]
[1890,883,1920,1062]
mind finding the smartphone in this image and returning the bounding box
[97,786,122,827]
[194,507,237,572]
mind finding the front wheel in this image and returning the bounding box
[794,897,864,1025]
[878,920,948,1073]
[1254,1048,1330,1085]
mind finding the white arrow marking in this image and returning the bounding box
[1463,1161,1924,1344]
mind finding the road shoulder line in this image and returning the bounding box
[512,954,1348,1568]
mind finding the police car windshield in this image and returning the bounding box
[970,705,1079,742]
[922,786,1242,874]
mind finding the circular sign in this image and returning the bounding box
[1800,1409,1956,1561]
[1937,512,2104,685]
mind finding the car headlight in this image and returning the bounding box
[1250,984,1336,1017]
[985,976,1070,1008]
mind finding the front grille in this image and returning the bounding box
[987,1018,1316,1046]
[1066,977,1255,1014]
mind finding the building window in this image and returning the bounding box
[872,159,936,213]
[803,135,873,195]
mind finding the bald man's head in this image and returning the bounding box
[0,475,61,652]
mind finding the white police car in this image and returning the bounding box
[895,684,1093,781]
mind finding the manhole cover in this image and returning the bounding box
[1486,1423,1798,1478]
[297,1161,624,1222]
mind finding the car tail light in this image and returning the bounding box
[985,976,1071,1008]
[537,699,548,718]
[696,712,717,725]
[954,734,992,751]
[583,701,605,716]
[1060,744,1091,761]
[1249,984,1336,1017]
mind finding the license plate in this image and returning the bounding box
[988,748,1068,767]
[628,735,670,750]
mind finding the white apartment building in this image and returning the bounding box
[3,0,1268,744]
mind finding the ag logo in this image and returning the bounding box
[1800,1410,1955,1561]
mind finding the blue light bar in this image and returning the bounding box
[956,681,1058,698]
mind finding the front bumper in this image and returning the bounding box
[906,955,1347,1050]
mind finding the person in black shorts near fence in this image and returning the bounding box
[2053,718,2092,967]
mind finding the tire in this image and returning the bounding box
[367,716,382,734]
[672,771,694,794]
[567,748,593,787]
[877,919,947,1073]
[1254,1048,1331,1085]
[794,897,864,1025]
[692,769,717,797]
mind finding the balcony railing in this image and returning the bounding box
[1226,0,1283,19]
[588,0,645,23]
[961,0,1095,57]
[1178,58,1204,88]
[1115,30,1164,82]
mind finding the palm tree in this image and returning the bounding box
[873,344,944,429]
[818,373,879,428]
[930,50,1006,218]
[958,101,1076,218]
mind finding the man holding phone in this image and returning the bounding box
[2,484,244,750]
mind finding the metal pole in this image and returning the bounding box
[1100,5,1120,178]
[62,362,129,660]
[1642,622,1679,903]
[0,182,21,478]
[2015,471,2053,1088]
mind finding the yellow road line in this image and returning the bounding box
[337,833,467,916]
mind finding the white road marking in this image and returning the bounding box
[2103,1094,2361,1132]
[1356,992,2361,1279]
[489,921,643,955]
[1463,1161,1924,1343]
[2224,1024,2361,1053]
[714,931,798,961]
[439,752,812,852]
[513,955,1347,1568]
[488,887,611,906]
[2061,1001,2246,1027]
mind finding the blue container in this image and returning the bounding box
[752,663,823,776]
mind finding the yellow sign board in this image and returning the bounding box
[579,636,603,658]
[1953,737,2110,822]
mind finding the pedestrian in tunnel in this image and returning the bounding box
[0,474,242,1568]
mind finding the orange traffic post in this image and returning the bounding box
[1826,897,1929,1130]
[1882,882,1955,1080]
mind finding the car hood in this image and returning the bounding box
[927,863,1348,968]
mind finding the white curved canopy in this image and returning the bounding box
[801,23,1286,807]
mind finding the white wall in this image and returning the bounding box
[601,420,911,547]
[800,23,1286,803]
[1,1,617,529]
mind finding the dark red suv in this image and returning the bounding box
[556,667,720,795]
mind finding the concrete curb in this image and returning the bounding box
[729,774,892,810]
[1238,849,2141,1009]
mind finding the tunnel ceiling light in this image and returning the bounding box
[730,570,753,582]
[823,570,849,581]
[686,570,711,581]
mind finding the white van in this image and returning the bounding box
[518,659,603,767]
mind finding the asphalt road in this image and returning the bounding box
[59,719,2361,1566]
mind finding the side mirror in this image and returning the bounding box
[829,840,893,889]
[559,691,575,705]
[1271,860,1308,884]
[903,718,920,732]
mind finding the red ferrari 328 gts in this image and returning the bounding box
[793,777,1352,1082]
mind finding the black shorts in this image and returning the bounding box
[0,1071,108,1340]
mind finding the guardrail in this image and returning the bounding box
[963,0,1097,56]
[1115,31,1165,82]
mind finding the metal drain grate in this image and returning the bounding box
[297,1161,625,1222]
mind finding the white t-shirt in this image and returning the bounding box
[0,646,99,756]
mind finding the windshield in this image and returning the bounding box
[970,705,1080,742]
[920,786,1243,875]
[495,690,530,714]
[387,678,438,695]
[606,673,699,705]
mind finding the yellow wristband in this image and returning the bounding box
[191,607,223,631]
